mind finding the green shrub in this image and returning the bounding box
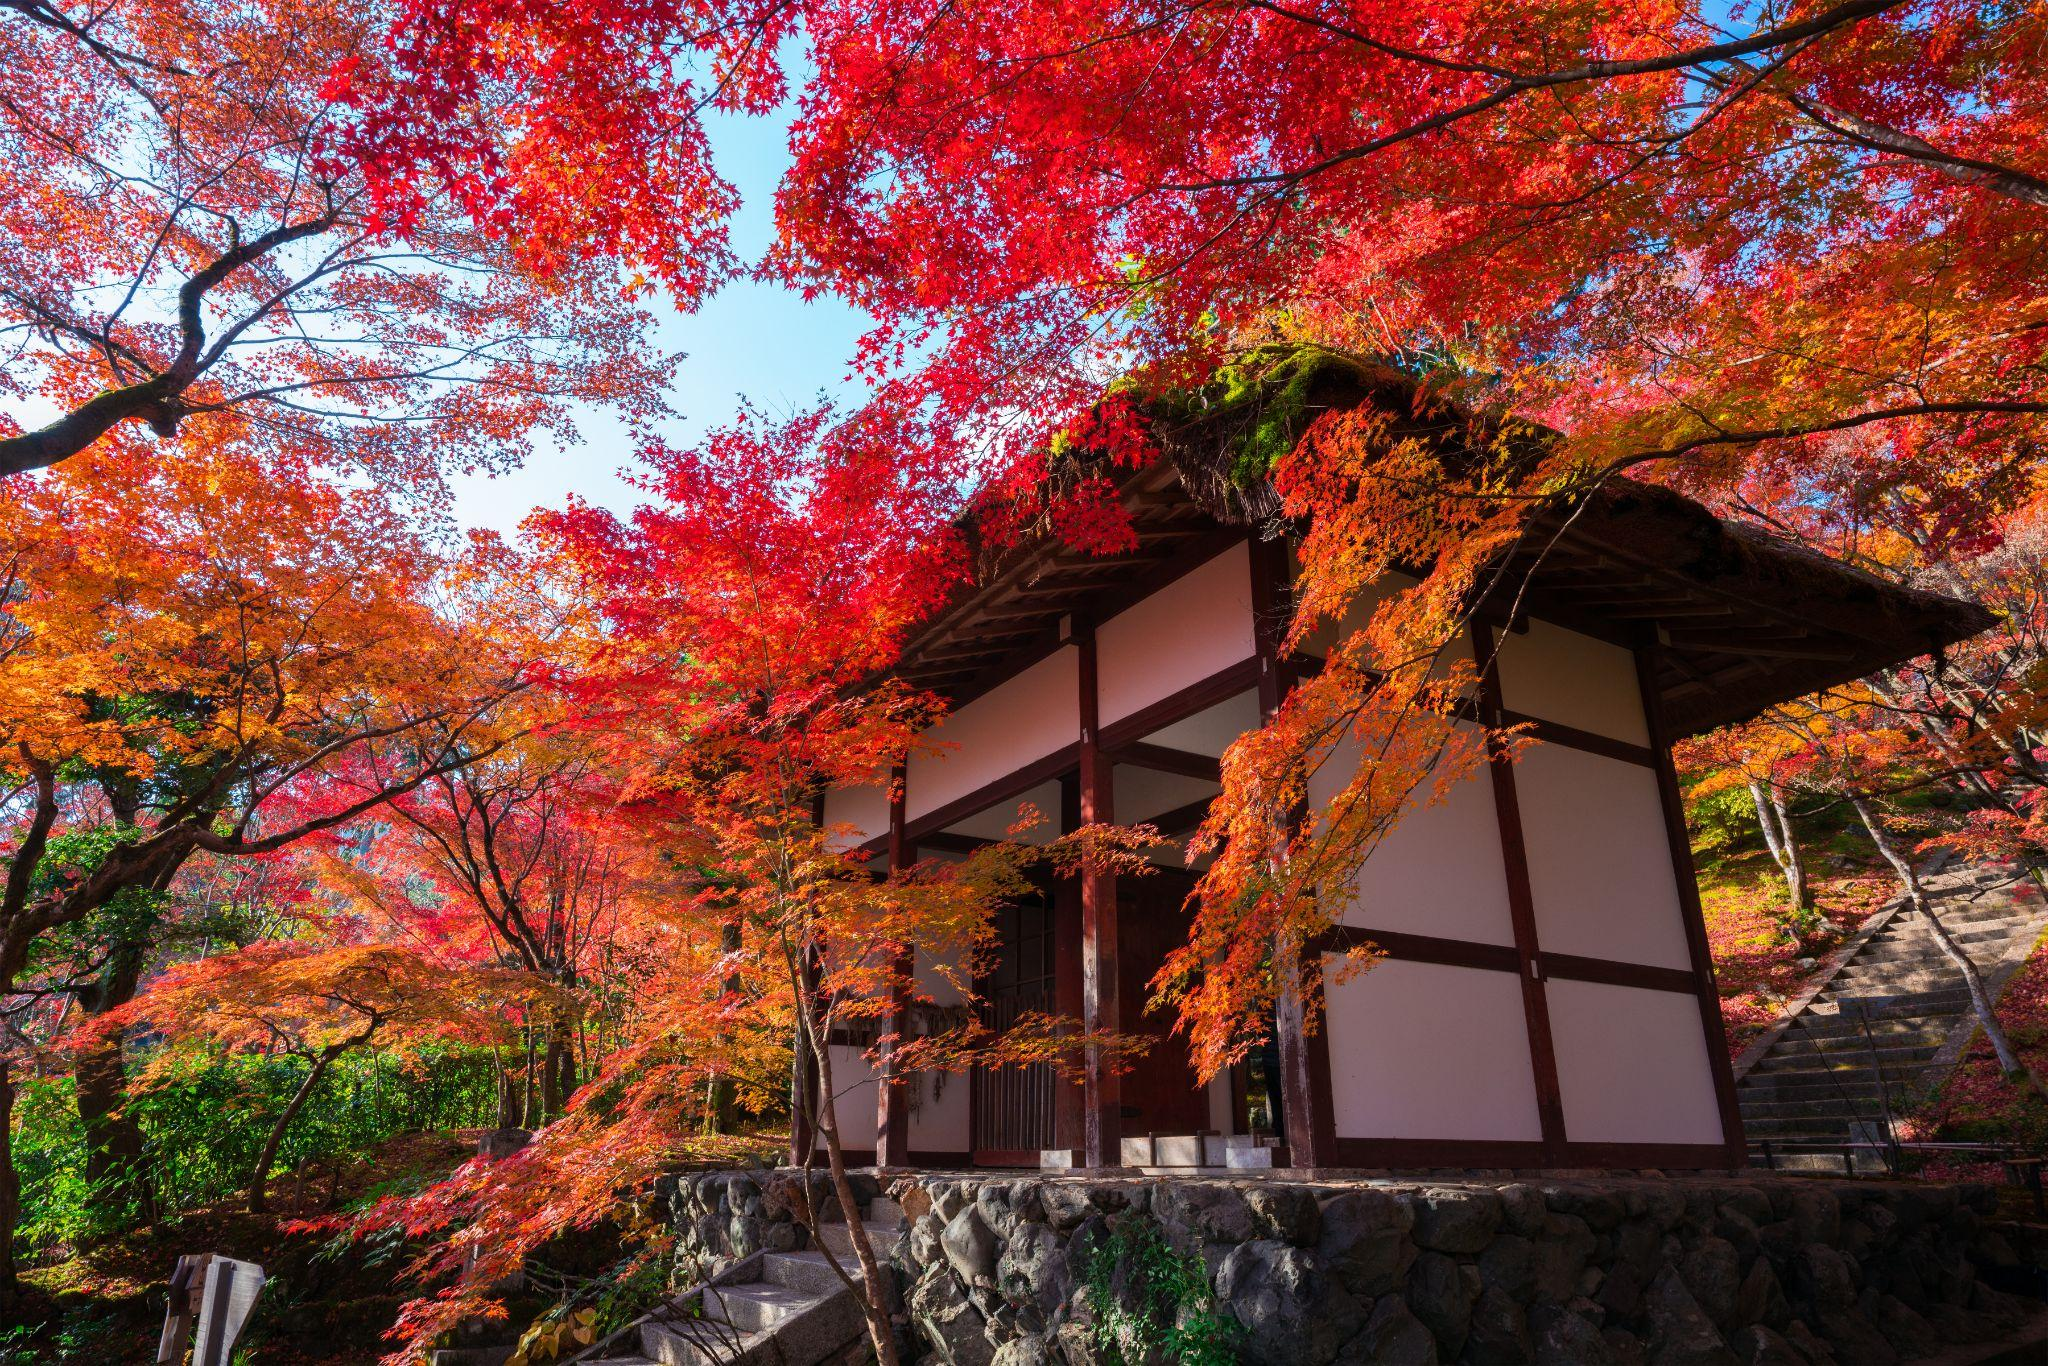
[1078,1218,1240,1366]
[12,1045,499,1256]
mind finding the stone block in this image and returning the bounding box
[1407,1249,1473,1358]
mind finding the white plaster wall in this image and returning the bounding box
[1307,726,1517,946]
[827,1042,880,1148]
[1142,689,1261,757]
[909,1068,971,1153]
[1289,561,1416,663]
[1548,978,1724,1145]
[1097,543,1255,725]
[1113,764,1219,826]
[1493,620,1650,747]
[1323,958,1544,1141]
[938,779,1063,844]
[915,940,967,1007]
[822,782,889,853]
[908,648,1079,823]
[1207,1073,1235,1134]
[1515,743,1692,970]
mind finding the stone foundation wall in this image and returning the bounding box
[661,1169,2046,1366]
[652,1167,882,1264]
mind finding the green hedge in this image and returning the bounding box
[12,1046,500,1255]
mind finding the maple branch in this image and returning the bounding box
[1778,89,2048,209]
[0,753,56,927]
[0,209,340,476]
[1609,400,2048,470]
[1154,0,1905,192]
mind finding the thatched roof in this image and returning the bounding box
[895,357,1995,738]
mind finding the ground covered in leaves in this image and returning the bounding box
[4,1129,483,1365]
[1909,941,2048,1179]
[1697,845,1893,1058]
[1696,824,2048,1175]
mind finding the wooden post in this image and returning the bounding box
[1053,771,1086,1159]
[1077,626,1122,1169]
[1637,644,1750,1167]
[877,761,914,1167]
[1248,534,1334,1169]
[1473,624,1569,1160]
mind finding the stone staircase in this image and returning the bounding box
[579,1197,904,1366]
[1733,857,2048,1167]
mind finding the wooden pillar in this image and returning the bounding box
[1077,626,1122,1169]
[1473,624,1568,1160]
[1249,534,1335,1169]
[1053,771,1086,1158]
[877,762,914,1167]
[1637,644,1750,1167]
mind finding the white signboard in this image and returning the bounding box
[158,1254,265,1366]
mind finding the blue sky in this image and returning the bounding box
[445,101,875,537]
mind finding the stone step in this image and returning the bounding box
[1838,930,2035,966]
[1893,901,2034,926]
[1740,1113,1901,1138]
[642,1314,765,1366]
[1735,1076,1904,1101]
[1828,966,1992,992]
[1813,988,1975,1016]
[864,1195,906,1227]
[762,1251,863,1295]
[1739,1096,1899,1120]
[703,1282,826,1333]
[1750,1042,1940,1074]
[816,1219,902,1259]
[1862,911,2035,943]
[1776,1013,1949,1039]
[1876,917,2041,949]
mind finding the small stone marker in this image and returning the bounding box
[157,1254,265,1366]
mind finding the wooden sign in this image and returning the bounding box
[157,1254,265,1366]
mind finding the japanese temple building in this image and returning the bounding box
[810,374,1992,1176]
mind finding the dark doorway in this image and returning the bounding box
[1116,867,1211,1137]
[972,885,1059,1165]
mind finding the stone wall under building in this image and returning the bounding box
[656,1169,2048,1365]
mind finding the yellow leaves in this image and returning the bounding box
[506,1306,599,1366]
[101,944,563,1076]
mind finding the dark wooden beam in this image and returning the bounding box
[915,830,996,855]
[1108,741,1221,783]
[1474,625,1568,1161]
[1251,534,1337,1170]
[1144,796,1214,838]
[1498,710,1657,769]
[1636,645,1749,1168]
[877,763,913,1168]
[1054,772,1085,1157]
[1097,655,1261,751]
[895,741,1083,846]
[1077,626,1121,1169]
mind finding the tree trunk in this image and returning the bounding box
[494,1048,520,1129]
[0,1057,20,1305]
[520,1027,538,1126]
[807,1016,902,1366]
[249,1046,343,1215]
[710,918,743,1134]
[1749,780,1813,936]
[72,940,156,1223]
[1849,793,2048,1099]
[553,1025,577,1109]
[539,1022,573,1119]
